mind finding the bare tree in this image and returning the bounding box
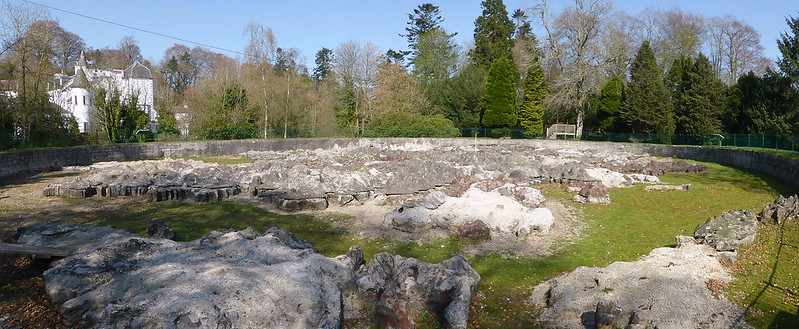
[537,0,611,137]
[333,41,382,135]
[118,36,142,64]
[707,16,767,84]
[656,9,706,65]
[599,11,638,78]
[243,23,277,138]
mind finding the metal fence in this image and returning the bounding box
[3,126,798,156]
[584,132,799,152]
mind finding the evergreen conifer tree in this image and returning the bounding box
[623,41,675,135]
[596,76,624,132]
[482,58,516,128]
[519,59,547,136]
[777,13,799,85]
[471,0,515,69]
[672,55,725,135]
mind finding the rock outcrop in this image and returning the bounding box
[352,253,481,329]
[17,224,481,329]
[761,194,799,224]
[44,145,702,212]
[383,188,554,236]
[694,210,759,252]
[529,236,751,329]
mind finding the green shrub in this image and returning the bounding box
[365,112,460,138]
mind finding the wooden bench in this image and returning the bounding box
[546,124,577,139]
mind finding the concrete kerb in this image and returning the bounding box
[1,138,797,188]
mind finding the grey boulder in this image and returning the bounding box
[761,194,799,224]
[694,210,758,252]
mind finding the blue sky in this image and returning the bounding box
[21,0,798,67]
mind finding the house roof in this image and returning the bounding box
[123,61,153,79]
[71,67,90,89]
[78,51,87,67]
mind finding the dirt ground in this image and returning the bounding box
[0,170,137,241]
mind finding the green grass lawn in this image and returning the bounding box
[61,161,797,328]
[728,218,799,328]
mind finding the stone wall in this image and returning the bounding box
[2,139,797,188]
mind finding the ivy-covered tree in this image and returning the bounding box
[94,88,148,142]
[470,0,515,69]
[519,59,547,136]
[596,76,624,132]
[482,58,516,128]
[161,52,196,99]
[623,41,675,135]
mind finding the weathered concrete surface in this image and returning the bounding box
[17,224,481,329]
[529,236,751,329]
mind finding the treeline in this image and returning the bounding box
[1,0,798,149]
[173,0,799,139]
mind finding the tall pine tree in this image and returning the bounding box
[482,58,516,128]
[623,41,675,135]
[471,0,515,69]
[519,59,547,136]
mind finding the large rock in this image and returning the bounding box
[382,191,448,232]
[584,168,632,188]
[383,188,555,236]
[572,181,611,204]
[529,236,751,329]
[694,210,758,252]
[761,195,799,224]
[457,220,491,241]
[146,219,176,240]
[17,224,481,329]
[354,253,481,329]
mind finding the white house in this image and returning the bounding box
[49,51,156,133]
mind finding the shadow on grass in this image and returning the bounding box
[0,170,81,188]
[684,164,798,198]
[734,218,799,328]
